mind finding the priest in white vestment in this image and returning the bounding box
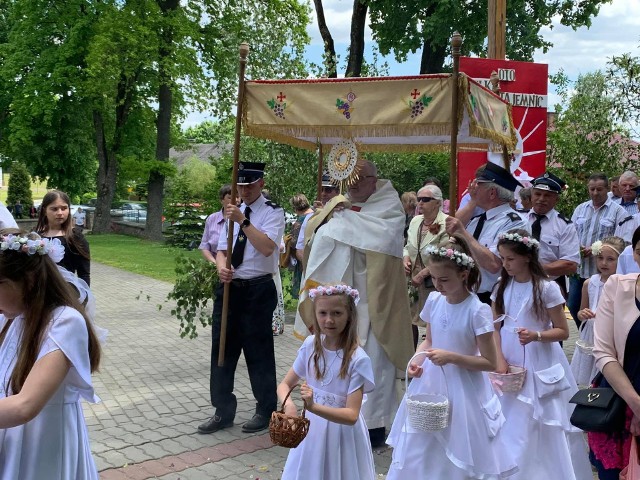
[295,160,414,447]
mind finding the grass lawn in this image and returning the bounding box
[86,233,201,283]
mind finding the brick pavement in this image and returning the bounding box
[88,262,585,479]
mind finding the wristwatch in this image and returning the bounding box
[240,217,251,229]
[536,331,542,342]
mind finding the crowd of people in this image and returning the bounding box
[1,160,640,478]
[192,161,640,479]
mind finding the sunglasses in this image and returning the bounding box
[417,197,436,203]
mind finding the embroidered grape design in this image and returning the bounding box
[273,103,285,119]
[410,102,424,118]
[336,99,351,119]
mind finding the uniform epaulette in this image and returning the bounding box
[619,215,634,227]
[506,212,522,222]
[265,200,282,210]
[557,213,572,224]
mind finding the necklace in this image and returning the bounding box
[319,341,343,387]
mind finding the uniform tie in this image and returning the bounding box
[531,213,544,241]
[472,213,487,240]
[231,207,251,268]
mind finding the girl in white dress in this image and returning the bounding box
[492,228,592,480]
[277,284,376,480]
[0,231,102,479]
[571,236,624,386]
[387,234,517,480]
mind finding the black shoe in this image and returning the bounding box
[369,427,386,449]
[197,415,233,434]
[241,413,270,433]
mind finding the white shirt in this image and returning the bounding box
[217,195,285,279]
[466,203,529,293]
[614,212,640,245]
[73,211,86,226]
[616,245,640,274]
[571,198,627,278]
[295,213,312,251]
[526,208,580,279]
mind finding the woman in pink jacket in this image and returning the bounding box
[590,227,640,479]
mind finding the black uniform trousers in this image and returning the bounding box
[210,275,278,420]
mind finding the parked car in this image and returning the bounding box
[110,202,147,223]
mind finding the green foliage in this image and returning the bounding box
[547,70,638,216]
[367,0,611,72]
[165,255,218,339]
[6,161,33,210]
[370,151,450,196]
[606,46,640,138]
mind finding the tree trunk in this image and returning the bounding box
[345,0,367,77]
[145,0,178,241]
[92,111,118,233]
[312,0,337,78]
[420,38,447,74]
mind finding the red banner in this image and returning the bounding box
[458,58,548,200]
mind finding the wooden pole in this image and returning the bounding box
[488,0,506,60]
[316,143,324,202]
[219,42,250,367]
[449,32,463,216]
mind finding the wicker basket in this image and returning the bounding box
[488,345,527,393]
[575,339,594,356]
[269,384,310,448]
[405,352,450,432]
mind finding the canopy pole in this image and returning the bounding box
[316,143,324,201]
[219,42,250,367]
[449,32,463,216]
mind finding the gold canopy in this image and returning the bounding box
[243,73,516,153]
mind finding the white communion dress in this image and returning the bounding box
[281,335,376,480]
[0,306,100,479]
[387,292,518,479]
[492,279,592,480]
[570,273,602,386]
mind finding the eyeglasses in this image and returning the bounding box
[417,197,436,203]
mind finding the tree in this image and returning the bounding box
[606,46,640,138]
[0,0,311,236]
[6,161,33,212]
[547,70,638,215]
[311,0,611,75]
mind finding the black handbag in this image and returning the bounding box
[569,363,639,433]
[569,386,626,433]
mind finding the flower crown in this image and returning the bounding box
[308,284,360,305]
[591,240,621,256]
[498,232,540,250]
[0,234,65,264]
[425,245,476,269]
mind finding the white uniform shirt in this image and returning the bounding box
[571,198,627,278]
[466,203,529,293]
[217,195,285,280]
[616,245,640,274]
[615,213,640,245]
[526,208,580,279]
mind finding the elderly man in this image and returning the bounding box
[296,160,413,448]
[568,172,627,326]
[615,185,640,244]
[198,162,285,435]
[616,171,639,216]
[446,162,529,304]
[527,173,579,297]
